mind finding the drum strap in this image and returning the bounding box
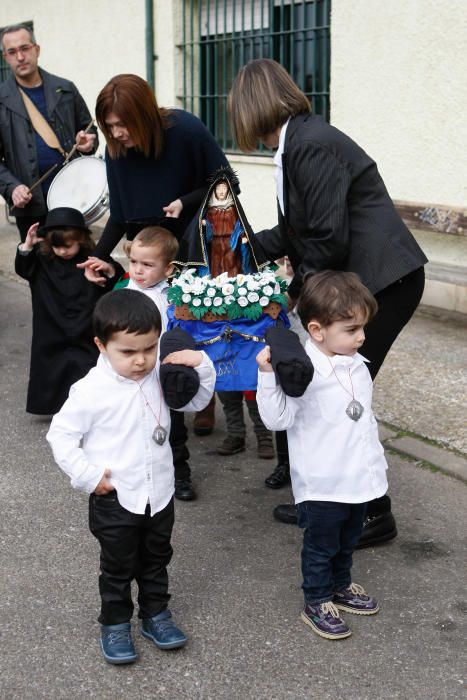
[19,88,66,156]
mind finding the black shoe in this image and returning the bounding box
[175,479,197,501]
[273,503,297,524]
[265,462,291,489]
[355,511,397,549]
[273,503,398,550]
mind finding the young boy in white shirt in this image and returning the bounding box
[47,289,216,664]
[256,270,388,640]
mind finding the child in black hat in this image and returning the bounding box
[15,207,124,415]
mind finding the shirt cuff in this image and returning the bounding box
[17,245,33,256]
[257,370,278,388]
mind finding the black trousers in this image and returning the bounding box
[89,493,174,625]
[362,267,425,380]
[169,410,191,481]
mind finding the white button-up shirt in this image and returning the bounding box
[47,353,216,515]
[257,340,388,504]
[273,118,290,216]
[127,278,170,332]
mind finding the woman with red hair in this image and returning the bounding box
[85,74,230,500]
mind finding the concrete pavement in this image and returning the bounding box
[0,217,466,699]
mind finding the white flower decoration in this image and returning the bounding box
[203,297,212,307]
[224,295,235,305]
[181,283,192,294]
[213,297,223,307]
[247,292,259,302]
[259,296,270,307]
[247,278,259,291]
[221,283,235,296]
[238,287,247,296]
[237,296,248,307]
[236,274,246,286]
[192,278,206,294]
[182,293,192,303]
[207,287,216,297]
[263,285,274,296]
[216,272,229,285]
[192,298,202,307]
[274,283,281,294]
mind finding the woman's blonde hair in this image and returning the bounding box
[96,74,172,159]
[227,59,310,152]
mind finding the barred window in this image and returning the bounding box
[179,0,331,152]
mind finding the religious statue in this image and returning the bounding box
[168,167,289,392]
[175,167,269,276]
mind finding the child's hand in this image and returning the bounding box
[20,222,42,251]
[256,346,273,372]
[162,349,203,367]
[94,468,114,495]
[76,257,110,286]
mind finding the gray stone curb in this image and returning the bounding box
[378,424,467,483]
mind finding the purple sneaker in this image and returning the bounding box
[301,602,351,640]
[333,583,379,615]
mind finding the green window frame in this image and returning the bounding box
[0,21,35,82]
[179,0,331,152]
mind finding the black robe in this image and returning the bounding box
[15,246,123,415]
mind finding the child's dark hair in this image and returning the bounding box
[128,226,179,265]
[40,227,95,258]
[296,270,378,330]
[93,289,162,345]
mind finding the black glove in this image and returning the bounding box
[265,326,313,397]
[159,328,200,409]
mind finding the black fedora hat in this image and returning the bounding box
[38,207,91,236]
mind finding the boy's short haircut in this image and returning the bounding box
[93,289,162,345]
[129,226,179,265]
[296,270,378,330]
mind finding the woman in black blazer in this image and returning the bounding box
[228,59,427,546]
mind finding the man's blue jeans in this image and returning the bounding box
[296,500,367,605]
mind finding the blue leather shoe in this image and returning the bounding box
[100,622,138,664]
[141,609,188,649]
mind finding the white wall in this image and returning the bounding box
[331,0,467,207]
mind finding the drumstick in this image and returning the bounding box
[62,119,96,165]
[28,119,96,194]
[28,162,59,194]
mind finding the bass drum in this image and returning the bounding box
[47,156,109,225]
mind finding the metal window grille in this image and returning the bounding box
[179,0,330,152]
[0,21,35,82]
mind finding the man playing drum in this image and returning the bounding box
[0,24,98,241]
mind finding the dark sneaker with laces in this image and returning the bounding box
[100,622,138,664]
[301,602,351,640]
[141,609,188,649]
[333,583,379,615]
[265,462,291,489]
[216,435,245,455]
